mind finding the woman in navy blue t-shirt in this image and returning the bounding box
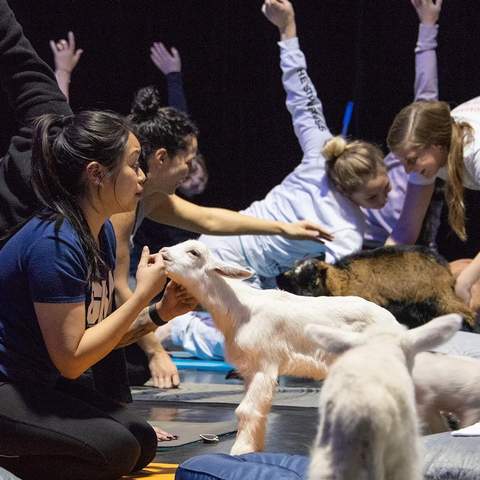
[0,111,193,480]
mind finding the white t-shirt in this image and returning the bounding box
[408,96,480,190]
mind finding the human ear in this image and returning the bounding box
[153,148,168,166]
[86,161,105,186]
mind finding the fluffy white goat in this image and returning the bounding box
[160,240,398,455]
[414,351,480,433]
[305,314,462,480]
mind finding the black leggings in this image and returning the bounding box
[0,379,156,480]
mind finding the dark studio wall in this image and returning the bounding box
[1,0,480,211]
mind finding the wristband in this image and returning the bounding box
[148,304,168,326]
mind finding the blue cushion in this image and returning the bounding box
[175,453,309,480]
[176,433,480,480]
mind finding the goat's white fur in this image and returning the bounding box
[160,240,399,455]
[305,314,462,480]
[414,351,480,433]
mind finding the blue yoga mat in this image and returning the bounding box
[172,357,234,373]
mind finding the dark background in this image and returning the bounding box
[1,0,480,211]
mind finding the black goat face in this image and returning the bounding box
[277,258,327,296]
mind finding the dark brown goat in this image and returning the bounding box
[277,245,476,329]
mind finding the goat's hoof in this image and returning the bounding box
[230,442,256,456]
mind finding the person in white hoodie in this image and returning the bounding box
[194,0,393,285]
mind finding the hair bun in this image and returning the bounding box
[322,136,347,162]
[130,86,162,119]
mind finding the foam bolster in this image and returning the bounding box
[175,453,309,480]
[176,435,480,480]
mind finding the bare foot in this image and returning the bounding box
[153,425,178,442]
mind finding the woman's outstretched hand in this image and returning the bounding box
[280,220,334,243]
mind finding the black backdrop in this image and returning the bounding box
[2,0,480,211]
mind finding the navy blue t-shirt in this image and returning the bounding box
[0,216,116,386]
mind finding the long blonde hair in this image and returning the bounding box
[387,100,473,241]
[323,136,386,196]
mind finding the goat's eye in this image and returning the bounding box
[188,249,200,257]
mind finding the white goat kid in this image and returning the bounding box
[160,240,399,455]
[305,314,462,480]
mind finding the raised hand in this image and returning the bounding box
[150,42,181,75]
[135,247,167,303]
[261,0,296,39]
[411,0,442,25]
[280,220,334,243]
[49,31,83,74]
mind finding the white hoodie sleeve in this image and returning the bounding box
[278,37,332,159]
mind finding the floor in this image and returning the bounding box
[129,370,320,465]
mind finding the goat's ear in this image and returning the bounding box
[404,314,462,354]
[305,324,363,354]
[212,261,253,279]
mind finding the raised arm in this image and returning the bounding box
[385,0,442,245]
[49,31,83,102]
[412,0,441,101]
[262,0,332,157]
[0,0,71,123]
[150,41,188,112]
